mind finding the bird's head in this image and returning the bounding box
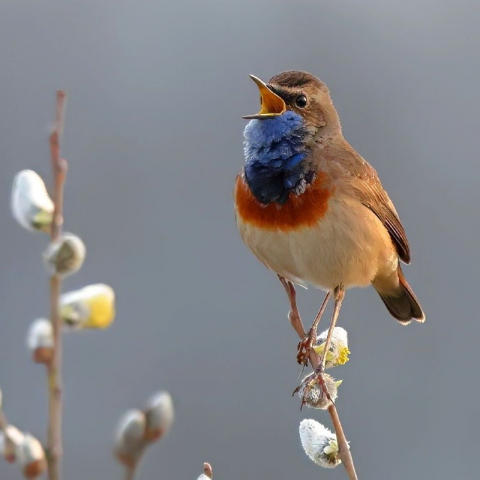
[243,71,341,135]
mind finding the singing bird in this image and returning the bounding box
[234,71,424,366]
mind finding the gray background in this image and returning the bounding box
[0,1,478,479]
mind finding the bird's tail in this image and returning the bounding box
[374,266,425,324]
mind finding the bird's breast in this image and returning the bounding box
[234,171,334,232]
[235,170,399,289]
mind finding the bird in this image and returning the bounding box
[234,71,424,373]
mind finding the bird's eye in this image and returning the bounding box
[295,95,307,108]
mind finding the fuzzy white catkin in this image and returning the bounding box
[60,284,115,329]
[0,425,25,462]
[144,391,174,441]
[16,434,46,478]
[299,419,341,468]
[43,233,86,276]
[27,319,53,351]
[11,170,54,232]
[317,327,348,349]
[316,327,349,368]
[297,373,338,409]
[202,462,213,479]
[27,319,54,363]
[114,409,146,466]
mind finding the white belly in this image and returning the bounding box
[237,197,398,290]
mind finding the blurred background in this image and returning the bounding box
[0,0,479,479]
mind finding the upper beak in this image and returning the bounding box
[242,75,287,119]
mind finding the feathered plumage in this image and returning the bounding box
[235,71,424,323]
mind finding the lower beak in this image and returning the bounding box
[242,75,287,119]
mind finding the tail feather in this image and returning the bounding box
[375,267,425,324]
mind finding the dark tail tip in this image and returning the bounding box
[377,269,425,324]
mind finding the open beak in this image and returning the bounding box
[242,75,287,119]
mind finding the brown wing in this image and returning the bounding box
[342,151,411,264]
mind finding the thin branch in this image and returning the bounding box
[121,450,144,480]
[124,464,136,480]
[289,289,359,480]
[308,353,358,480]
[46,90,68,480]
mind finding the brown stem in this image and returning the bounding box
[291,289,359,480]
[124,465,136,480]
[327,404,357,479]
[123,450,146,480]
[46,90,67,480]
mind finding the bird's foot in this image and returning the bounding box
[296,328,316,365]
[293,365,333,409]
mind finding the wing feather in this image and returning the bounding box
[337,150,411,264]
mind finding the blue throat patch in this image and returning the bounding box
[243,111,313,205]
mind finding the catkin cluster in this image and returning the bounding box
[297,327,351,469]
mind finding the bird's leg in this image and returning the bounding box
[299,286,345,404]
[296,291,332,366]
[278,276,306,339]
[318,287,345,371]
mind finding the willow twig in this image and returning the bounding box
[123,452,145,480]
[46,90,68,480]
[124,464,136,480]
[284,281,358,480]
[309,349,358,480]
